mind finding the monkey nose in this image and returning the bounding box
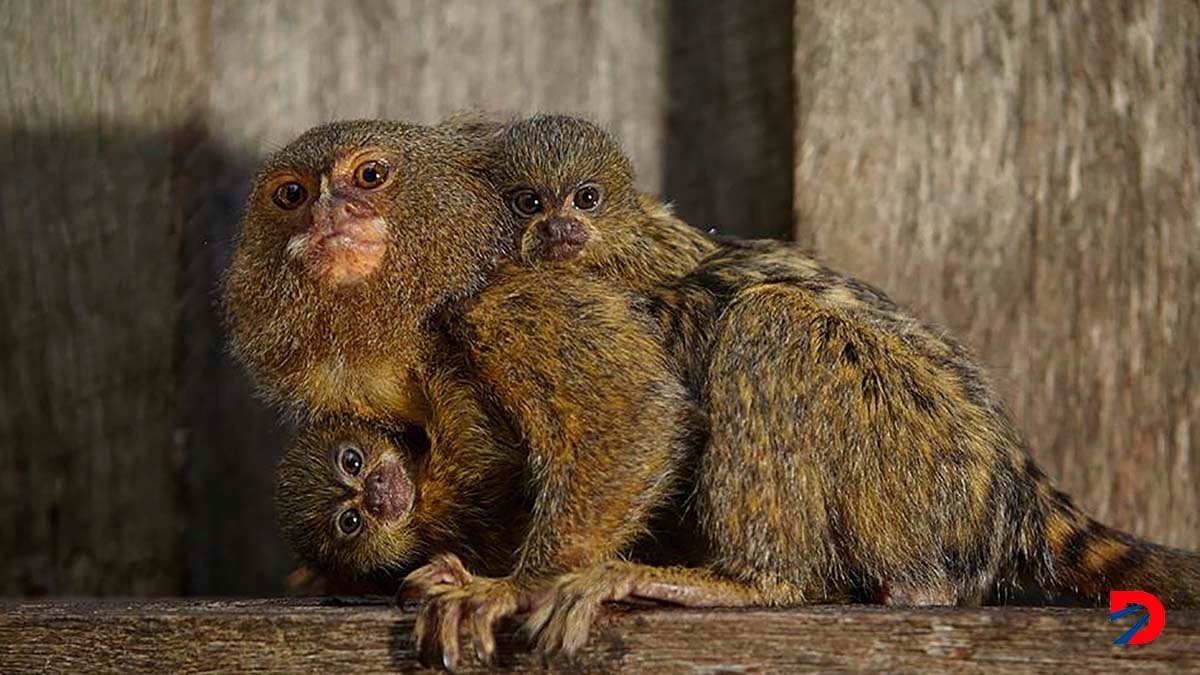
[312,193,375,230]
[537,217,590,245]
[363,461,414,522]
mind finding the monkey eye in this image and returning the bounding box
[272,181,307,210]
[339,445,364,476]
[509,189,543,218]
[337,508,363,536]
[354,160,390,189]
[573,184,602,211]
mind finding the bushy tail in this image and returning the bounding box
[1035,484,1200,608]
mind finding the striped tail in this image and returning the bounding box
[1035,484,1200,608]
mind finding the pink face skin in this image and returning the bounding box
[267,149,393,288]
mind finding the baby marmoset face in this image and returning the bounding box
[275,418,430,581]
[485,115,647,269]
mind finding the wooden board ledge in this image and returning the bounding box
[1,599,1197,673]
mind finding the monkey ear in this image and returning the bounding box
[636,193,675,218]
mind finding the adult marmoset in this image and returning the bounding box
[224,118,713,668]
[525,238,1200,657]
[223,119,712,424]
[403,115,1200,663]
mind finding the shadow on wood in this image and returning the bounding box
[0,122,288,596]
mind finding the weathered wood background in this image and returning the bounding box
[0,0,1195,596]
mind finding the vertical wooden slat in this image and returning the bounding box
[663,0,796,239]
[206,0,667,189]
[0,0,207,594]
[794,0,1199,548]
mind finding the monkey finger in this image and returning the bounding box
[397,574,461,604]
[533,590,579,658]
[414,598,442,667]
[400,563,456,599]
[523,573,577,638]
[436,553,475,586]
[523,594,556,639]
[559,590,602,656]
[437,596,465,671]
[469,596,509,664]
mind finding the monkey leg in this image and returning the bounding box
[693,286,848,603]
[699,283,1005,607]
[525,561,781,657]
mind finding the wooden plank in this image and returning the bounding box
[0,600,1196,673]
[0,0,207,594]
[794,1,1200,549]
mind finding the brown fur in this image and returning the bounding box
[259,115,1200,667]
[644,239,1199,604]
[227,116,716,669]
[275,358,528,584]
[453,117,1200,658]
[527,236,1200,655]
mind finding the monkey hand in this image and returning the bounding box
[526,561,760,660]
[523,561,652,659]
[396,553,477,607]
[405,562,543,670]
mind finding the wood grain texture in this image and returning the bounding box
[0,599,1196,673]
[0,0,207,594]
[794,0,1200,549]
[207,0,668,189]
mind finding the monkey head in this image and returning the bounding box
[484,114,647,270]
[275,418,432,582]
[223,120,507,417]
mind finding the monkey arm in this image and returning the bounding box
[463,270,692,577]
[525,561,769,656]
[412,357,530,578]
[410,268,695,668]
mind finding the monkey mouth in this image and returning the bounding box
[520,216,593,264]
[312,226,387,257]
[292,219,389,287]
[539,239,587,261]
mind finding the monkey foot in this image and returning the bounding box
[406,561,539,670]
[525,561,767,659]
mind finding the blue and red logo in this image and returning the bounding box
[1108,590,1165,645]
